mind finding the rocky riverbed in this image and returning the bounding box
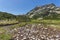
[10,24,60,40]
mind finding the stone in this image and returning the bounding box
[12,24,60,40]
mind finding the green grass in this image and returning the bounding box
[30,19,60,29]
[0,22,27,40]
[31,19,60,24]
[0,19,60,40]
[0,27,11,40]
[0,28,6,33]
[0,33,11,40]
[0,20,18,25]
[9,22,27,30]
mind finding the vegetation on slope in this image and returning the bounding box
[0,12,16,20]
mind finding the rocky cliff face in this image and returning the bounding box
[27,3,60,19]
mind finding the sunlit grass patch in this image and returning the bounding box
[0,27,12,40]
[0,33,11,40]
[31,19,60,24]
[9,22,27,30]
[42,20,60,24]
[0,27,6,34]
[0,20,18,25]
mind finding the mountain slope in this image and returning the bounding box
[0,12,31,22]
[0,12,16,20]
[27,3,60,19]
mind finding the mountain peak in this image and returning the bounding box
[42,3,56,7]
[27,3,60,19]
[48,3,56,6]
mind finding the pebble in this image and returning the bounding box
[12,24,60,40]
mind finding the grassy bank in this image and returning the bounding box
[0,20,18,25]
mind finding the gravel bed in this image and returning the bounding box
[10,24,60,40]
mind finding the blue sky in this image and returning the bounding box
[0,0,60,15]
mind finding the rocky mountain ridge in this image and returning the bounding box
[27,3,60,19]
